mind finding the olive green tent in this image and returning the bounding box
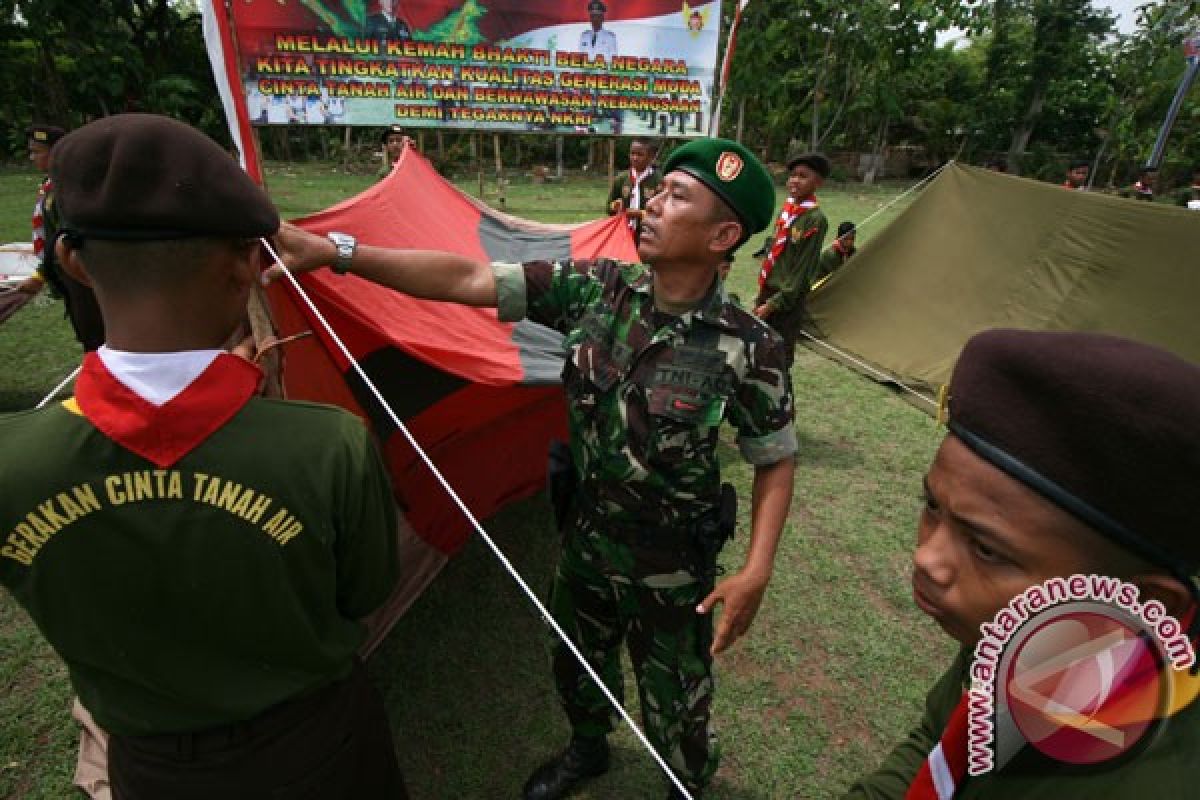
[806,162,1200,410]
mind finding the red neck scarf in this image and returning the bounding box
[758,195,817,288]
[906,692,970,800]
[74,351,262,468]
[32,178,51,259]
[627,165,655,228]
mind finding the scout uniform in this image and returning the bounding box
[513,139,796,799]
[26,123,105,350]
[0,114,406,799]
[755,153,830,363]
[606,162,662,244]
[844,329,1200,799]
[816,221,856,282]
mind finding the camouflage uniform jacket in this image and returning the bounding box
[495,258,797,529]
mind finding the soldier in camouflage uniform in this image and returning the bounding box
[270,137,799,800]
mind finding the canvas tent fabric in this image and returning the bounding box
[806,162,1200,403]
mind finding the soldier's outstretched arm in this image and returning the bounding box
[699,455,796,655]
[264,221,497,308]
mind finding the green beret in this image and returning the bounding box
[947,329,1200,584]
[786,152,832,178]
[52,113,279,241]
[662,137,774,235]
[27,124,66,147]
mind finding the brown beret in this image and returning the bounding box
[947,329,1200,583]
[27,124,66,147]
[52,113,279,241]
[786,152,832,178]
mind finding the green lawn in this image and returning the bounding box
[0,161,951,799]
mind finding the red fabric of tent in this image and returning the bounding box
[266,147,637,557]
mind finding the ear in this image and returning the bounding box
[55,236,93,288]
[708,220,743,255]
[1132,573,1194,620]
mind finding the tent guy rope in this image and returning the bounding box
[800,162,953,411]
[36,364,81,409]
[259,238,697,800]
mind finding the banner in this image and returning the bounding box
[227,0,721,136]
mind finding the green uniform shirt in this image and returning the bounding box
[817,243,854,282]
[495,258,796,526]
[843,648,1200,798]
[0,397,398,736]
[763,205,828,314]
[606,168,663,214]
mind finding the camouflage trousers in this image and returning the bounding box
[549,524,718,790]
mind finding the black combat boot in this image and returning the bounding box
[521,735,610,800]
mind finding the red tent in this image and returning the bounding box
[266,148,638,644]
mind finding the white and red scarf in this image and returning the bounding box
[906,693,969,800]
[758,194,817,288]
[626,166,656,229]
[32,178,52,260]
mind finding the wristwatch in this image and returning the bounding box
[327,231,357,275]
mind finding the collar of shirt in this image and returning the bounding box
[630,267,737,331]
[97,345,223,406]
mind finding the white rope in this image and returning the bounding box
[36,364,82,409]
[260,239,696,800]
[851,160,951,235]
[797,330,937,410]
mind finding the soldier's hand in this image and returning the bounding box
[752,303,770,319]
[698,570,769,655]
[609,199,624,214]
[262,222,337,284]
[624,208,643,220]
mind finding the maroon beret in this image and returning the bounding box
[52,113,278,241]
[27,124,66,147]
[947,329,1200,582]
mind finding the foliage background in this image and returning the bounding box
[1,0,1198,186]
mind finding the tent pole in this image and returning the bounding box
[607,137,616,199]
[1145,50,1198,170]
[494,133,506,209]
[476,133,484,198]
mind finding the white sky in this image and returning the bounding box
[1102,0,1150,35]
[939,0,1156,46]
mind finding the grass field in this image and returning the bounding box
[0,160,953,799]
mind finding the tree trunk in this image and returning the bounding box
[810,14,839,150]
[1006,82,1047,176]
[863,117,889,185]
